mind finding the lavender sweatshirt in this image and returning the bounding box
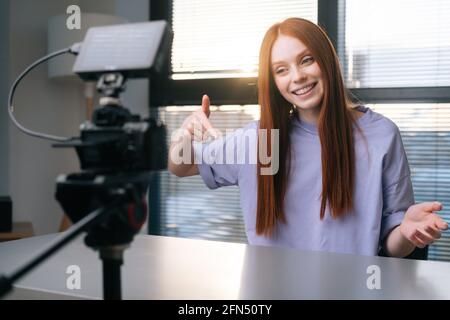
[194,106,414,256]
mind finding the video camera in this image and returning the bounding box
[54,21,171,228]
[1,20,172,299]
[57,21,171,174]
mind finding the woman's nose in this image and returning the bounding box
[292,66,307,83]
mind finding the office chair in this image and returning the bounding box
[378,246,428,260]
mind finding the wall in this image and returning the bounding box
[0,1,10,195]
[8,0,85,234]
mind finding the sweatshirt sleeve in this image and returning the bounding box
[380,123,415,241]
[194,122,257,190]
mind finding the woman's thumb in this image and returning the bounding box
[202,94,210,118]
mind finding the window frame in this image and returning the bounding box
[149,0,450,107]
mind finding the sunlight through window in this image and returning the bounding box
[171,0,318,79]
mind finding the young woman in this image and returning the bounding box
[168,18,448,257]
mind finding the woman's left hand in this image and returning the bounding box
[399,202,448,248]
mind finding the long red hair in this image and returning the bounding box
[256,17,357,236]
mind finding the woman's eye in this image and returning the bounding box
[275,68,286,74]
[301,56,314,65]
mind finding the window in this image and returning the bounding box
[151,0,450,262]
[338,0,450,88]
[171,0,318,79]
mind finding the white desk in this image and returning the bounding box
[1,233,450,299]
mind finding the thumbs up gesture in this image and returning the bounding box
[400,202,449,248]
[180,95,220,141]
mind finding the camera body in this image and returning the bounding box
[69,108,167,173]
[54,20,172,241]
[54,71,167,173]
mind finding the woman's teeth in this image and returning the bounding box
[293,83,316,96]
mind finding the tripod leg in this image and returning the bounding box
[103,258,122,300]
[100,246,128,300]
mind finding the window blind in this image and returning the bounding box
[338,0,450,88]
[171,0,318,79]
[371,104,450,261]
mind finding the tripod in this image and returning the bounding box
[0,173,149,300]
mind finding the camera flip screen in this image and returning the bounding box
[73,20,171,80]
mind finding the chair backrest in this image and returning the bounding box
[378,246,428,260]
[404,246,428,260]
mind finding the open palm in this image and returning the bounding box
[400,202,448,248]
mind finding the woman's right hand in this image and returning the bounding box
[168,95,220,177]
[179,94,220,142]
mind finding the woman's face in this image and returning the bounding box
[271,34,324,117]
